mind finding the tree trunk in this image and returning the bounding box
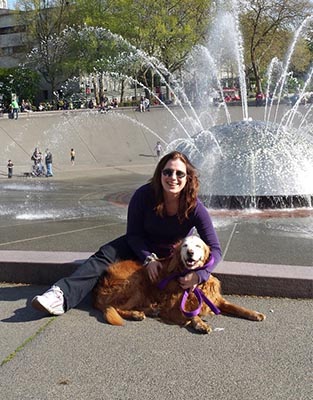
[134,74,137,100]
[99,72,105,103]
[165,74,170,102]
[251,52,262,93]
[120,79,125,103]
[151,70,154,96]
[50,77,56,102]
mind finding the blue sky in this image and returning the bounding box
[7,1,15,9]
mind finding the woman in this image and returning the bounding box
[31,151,222,315]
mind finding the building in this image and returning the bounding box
[0,8,27,68]
[0,5,142,107]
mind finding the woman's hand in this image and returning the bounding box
[146,260,163,282]
[178,272,199,290]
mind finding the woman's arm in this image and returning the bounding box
[193,200,222,282]
[126,185,153,262]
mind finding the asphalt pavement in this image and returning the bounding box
[1,284,312,400]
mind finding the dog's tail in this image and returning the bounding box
[104,306,125,326]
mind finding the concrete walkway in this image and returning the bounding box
[0,110,312,399]
[1,283,312,400]
[1,169,312,400]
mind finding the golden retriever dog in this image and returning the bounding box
[94,236,265,333]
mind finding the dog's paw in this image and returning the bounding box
[255,312,266,321]
[148,306,160,318]
[191,317,212,334]
[131,311,146,321]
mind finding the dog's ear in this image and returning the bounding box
[203,243,211,262]
[167,241,184,273]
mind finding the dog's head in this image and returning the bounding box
[180,236,210,270]
[167,236,210,274]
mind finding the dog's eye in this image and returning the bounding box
[182,244,188,248]
[196,244,202,248]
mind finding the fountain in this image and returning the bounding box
[162,4,313,210]
[2,1,313,217]
[64,2,313,211]
[183,120,313,209]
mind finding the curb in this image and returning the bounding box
[1,251,312,299]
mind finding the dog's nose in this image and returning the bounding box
[187,249,194,257]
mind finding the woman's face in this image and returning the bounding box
[161,158,187,197]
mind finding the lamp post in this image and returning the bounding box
[0,82,3,117]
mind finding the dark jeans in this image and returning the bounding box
[56,235,137,311]
[12,108,19,119]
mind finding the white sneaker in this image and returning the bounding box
[31,285,65,315]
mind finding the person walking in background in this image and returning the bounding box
[10,98,19,120]
[154,141,163,159]
[45,149,53,177]
[70,148,75,165]
[7,160,13,178]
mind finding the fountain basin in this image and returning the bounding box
[182,120,313,209]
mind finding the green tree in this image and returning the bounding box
[0,67,40,108]
[239,0,313,93]
[16,0,74,98]
[62,26,143,103]
[72,0,212,100]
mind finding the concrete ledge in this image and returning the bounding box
[0,251,312,299]
[214,261,313,299]
[0,251,92,286]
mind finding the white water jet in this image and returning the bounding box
[6,1,313,214]
[46,5,313,209]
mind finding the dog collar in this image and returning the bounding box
[157,255,220,316]
[157,255,215,290]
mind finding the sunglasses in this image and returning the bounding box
[162,168,186,179]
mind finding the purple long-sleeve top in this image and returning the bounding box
[126,183,222,283]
